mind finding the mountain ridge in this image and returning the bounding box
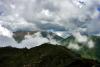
[0,43,99,67]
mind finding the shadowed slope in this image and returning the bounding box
[0,43,99,67]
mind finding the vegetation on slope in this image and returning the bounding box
[61,35,100,61]
[0,43,99,67]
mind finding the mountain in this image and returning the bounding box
[40,31,64,41]
[0,43,99,67]
[90,36,100,61]
[13,31,37,43]
[61,35,100,61]
[13,31,64,43]
[13,31,100,61]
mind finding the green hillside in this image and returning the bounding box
[61,35,100,61]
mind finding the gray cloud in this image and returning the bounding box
[0,0,100,35]
[35,21,66,31]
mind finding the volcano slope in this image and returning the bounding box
[0,43,99,67]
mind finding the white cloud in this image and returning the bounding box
[0,36,17,47]
[0,15,38,32]
[18,32,49,49]
[87,40,94,48]
[0,0,99,33]
[72,31,88,43]
[67,42,81,50]
[72,31,95,49]
[0,31,59,49]
[0,24,13,38]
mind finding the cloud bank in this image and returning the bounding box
[0,27,58,49]
[67,31,95,50]
[0,0,99,34]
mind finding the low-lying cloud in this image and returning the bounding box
[0,27,58,49]
[72,31,95,49]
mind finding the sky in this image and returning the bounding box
[0,0,100,48]
[0,0,99,35]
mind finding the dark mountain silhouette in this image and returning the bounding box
[0,43,99,67]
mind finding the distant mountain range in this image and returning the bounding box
[13,31,64,43]
[12,31,100,62]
